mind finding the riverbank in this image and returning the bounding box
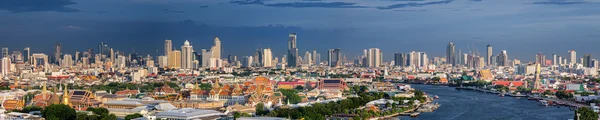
[397,84,574,120]
[454,86,590,109]
[370,94,438,120]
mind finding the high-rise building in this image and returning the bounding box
[304,51,312,66]
[569,50,576,65]
[1,57,10,76]
[584,54,593,68]
[211,37,221,59]
[558,56,563,66]
[497,50,508,66]
[54,43,62,64]
[202,49,212,67]
[242,56,253,68]
[168,50,181,69]
[62,54,73,68]
[1,47,7,59]
[446,42,456,66]
[164,40,172,56]
[263,48,273,67]
[328,48,342,67]
[366,48,382,68]
[421,52,428,68]
[312,50,318,65]
[535,53,546,65]
[158,56,168,68]
[287,33,298,67]
[181,40,194,69]
[552,54,557,66]
[394,53,405,67]
[110,48,115,63]
[23,47,30,64]
[487,44,492,66]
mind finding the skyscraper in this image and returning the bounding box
[312,50,317,65]
[23,47,30,64]
[487,44,492,66]
[366,48,382,68]
[54,43,62,64]
[1,57,10,76]
[168,50,181,69]
[584,54,593,68]
[552,54,557,66]
[535,53,546,65]
[569,50,576,65]
[497,50,508,66]
[287,33,298,67]
[328,48,341,67]
[62,54,73,68]
[303,51,312,66]
[394,53,405,67]
[164,40,172,56]
[446,42,456,66]
[1,47,7,59]
[211,37,221,59]
[263,48,273,67]
[181,40,194,69]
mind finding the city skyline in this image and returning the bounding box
[2,0,600,62]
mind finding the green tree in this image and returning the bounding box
[556,90,574,99]
[256,103,268,116]
[87,107,109,116]
[575,107,599,120]
[76,112,89,120]
[42,104,76,120]
[294,86,304,91]
[279,89,301,104]
[125,113,143,120]
[100,114,117,120]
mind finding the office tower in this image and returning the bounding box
[569,50,576,65]
[486,44,492,66]
[263,48,273,67]
[23,47,30,64]
[584,54,593,67]
[463,54,468,65]
[168,50,181,68]
[202,49,212,67]
[1,47,7,59]
[211,37,221,59]
[1,57,10,76]
[74,51,80,64]
[421,52,428,68]
[110,48,115,63]
[164,40,172,56]
[181,40,194,69]
[580,58,584,65]
[158,56,168,68]
[366,48,381,68]
[446,42,456,66]
[227,55,234,64]
[490,55,497,66]
[535,53,546,65]
[54,43,62,64]
[242,56,253,68]
[62,54,73,68]
[552,54,557,66]
[497,50,508,66]
[457,50,462,66]
[328,48,342,67]
[303,51,312,66]
[116,55,126,68]
[312,50,318,65]
[558,56,563,66]
[287,33,299,67]
[394,53,405,67]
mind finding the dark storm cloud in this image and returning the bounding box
[163,9,185,13]
[0,0,79,13]
[532,0,585,5]
[376,0,454,10]
[229,0,367,8]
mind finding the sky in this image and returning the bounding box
[0,0,599,62]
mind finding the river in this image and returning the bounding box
[397,84,574,120]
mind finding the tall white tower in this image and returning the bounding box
[569,50,576,65]
[211,37,221,59]
[181,40,194,69]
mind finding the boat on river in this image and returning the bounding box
[508,92,527,97]
[539,100,549,106]
[434,95,439,99]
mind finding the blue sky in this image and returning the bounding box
[0,0,599,62]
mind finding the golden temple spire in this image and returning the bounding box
[62,84,70,106]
